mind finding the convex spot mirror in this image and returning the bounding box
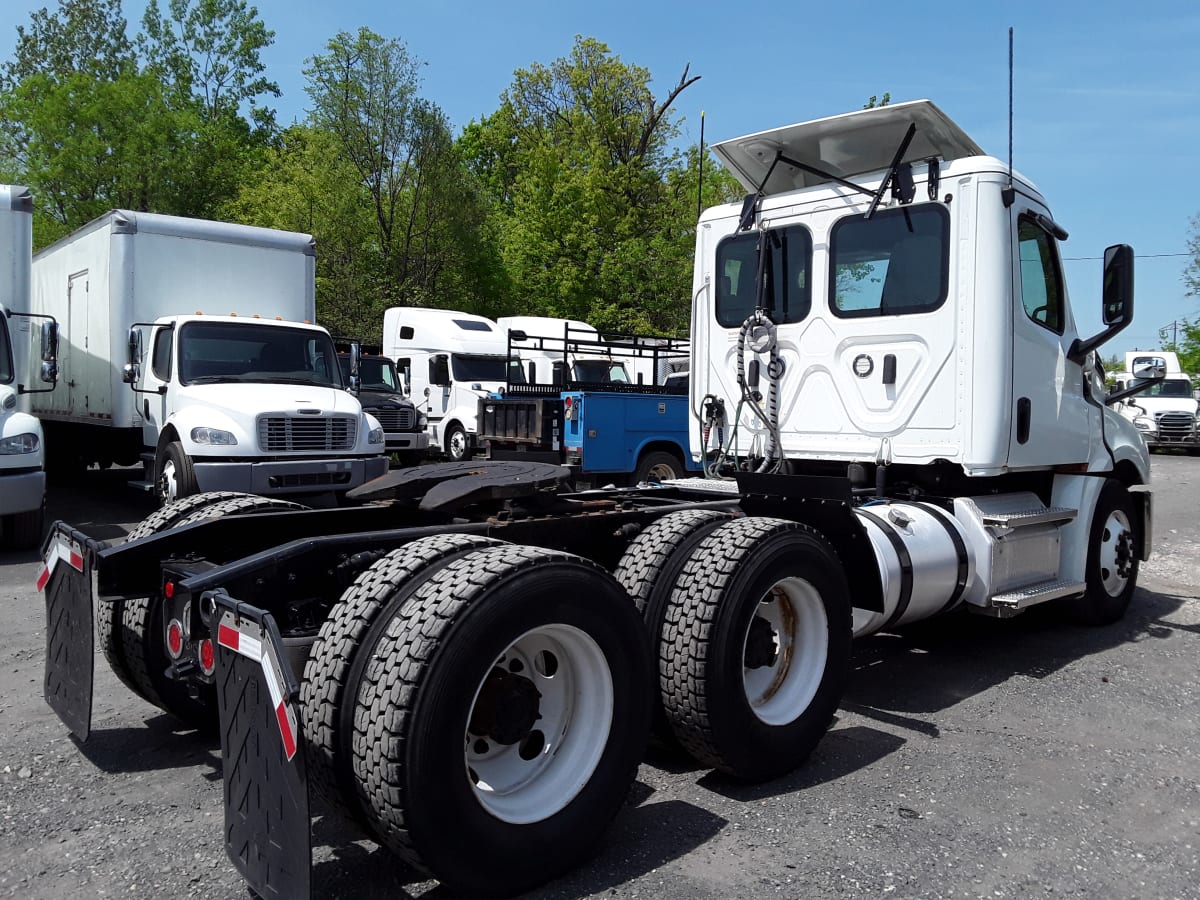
[1132,356,1166,382]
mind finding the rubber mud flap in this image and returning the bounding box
[213,593,311,900]
[41,525,101,741]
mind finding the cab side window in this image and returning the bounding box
[151,328,172,380]
[1017,215,1065,334]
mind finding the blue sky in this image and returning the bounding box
[3,0,1197,355]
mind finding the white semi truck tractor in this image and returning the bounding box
[40,101,1165,898]
[0,184,58,549]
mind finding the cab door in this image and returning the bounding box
[1007,208,1090,467]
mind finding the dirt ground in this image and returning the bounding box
[2,456,1197,900]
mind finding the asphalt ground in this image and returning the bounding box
[1,456,1197,900]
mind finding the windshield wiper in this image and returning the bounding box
[186,375,246,384]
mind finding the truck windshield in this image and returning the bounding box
[452,354,526,384]
[178,322,342,387]
[0,315,12,384]
[340,355,400,392]
[1141,379,1194,398]
[572,359,629,383]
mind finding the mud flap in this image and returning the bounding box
[40,525,99,741]
[213,592,311,900]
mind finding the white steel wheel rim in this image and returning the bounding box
[741,577,829,726]
[1098,508,1134,596]
[644,462,676,481]
[448,429,467,459]
[159,459,178,503]
[465,623,614,824]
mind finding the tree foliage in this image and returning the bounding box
[459,36,734,335]
[1185,213,1200,300]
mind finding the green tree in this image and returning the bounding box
[1185,213,1200,299]
[0,0,132,86]
[301,28,496,327]
[1159,317,1200,374]
[461,36,706,334]
[863,92,891,109]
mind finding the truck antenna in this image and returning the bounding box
[697,110,705,220]
[1003,26,1016,208]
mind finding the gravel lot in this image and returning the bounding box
[2,457,1198,900]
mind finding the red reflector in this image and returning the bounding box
[166,620,184,659]
[164,580,175,599]
[198,639,215,675]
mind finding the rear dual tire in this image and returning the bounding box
[307,544,652,896]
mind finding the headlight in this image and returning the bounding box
[190,426,238,445]
[1133,417,1154,431]
[0,432,39,454]
[417,413,428,429]
[368,427,385,445]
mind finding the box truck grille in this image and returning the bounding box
[372,408,417,432]
[1157,412,1195,441]
[257,415,357,452]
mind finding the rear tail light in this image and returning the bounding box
[164,580,175,599]
[166,619,184,659]
[198,638,215,676]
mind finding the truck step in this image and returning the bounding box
[139,452,155,466]
[982,579,1087,617]
[981,506,1077,528]
[127,480,156,493]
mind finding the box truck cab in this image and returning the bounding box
[1110,351,1199,451]
[31,210,385,504]
[1,184,58,550]
[127,315,386,501]
[383,307,523,461]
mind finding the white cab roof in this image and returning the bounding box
[713,100,985,196]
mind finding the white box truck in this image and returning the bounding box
[31,210,386,504]
[1111,351,1199,452]
[1,184,58,549]
[383,307,523,460]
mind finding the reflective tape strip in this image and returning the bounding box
[216,615,296,760]
[217,622,262,663]
[275,702,297,760]
[62,541,84,573]
[35,543,61,592]
[261,654,283,708]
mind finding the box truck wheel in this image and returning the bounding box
[613,508,734,743]
[352,545,652,895]
[301,532,503,827]
[444,423,469,461]
[1065,479,1140,626]
[157,442,197,505]
[108,493,306,724]
[2,503,45,551]
[660,517,851,781]
[633,450,684,484]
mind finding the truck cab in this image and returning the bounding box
[1,184,57,550]
[128,315,387,503]
[383,307,525,461]
[1111,351,1199,451]
[336,347,429,465]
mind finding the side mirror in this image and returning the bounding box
[349,342,362,393]
[125,327,142,383]
[40,361,58,385]
[1068,244,1135,364]
[40,320,59,363]
[429,354,450,387]
[1105,354,1166,405]
[1102,244,1134,326]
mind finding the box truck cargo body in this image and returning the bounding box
[31,210,385,502]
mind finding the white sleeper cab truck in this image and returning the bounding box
[383,307,523,460]
[1111,351,1199,452]
[1,184,58,549]
[30,210,386,503]
[39,101,1169,900]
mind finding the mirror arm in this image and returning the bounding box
[1068,319,1129,366]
